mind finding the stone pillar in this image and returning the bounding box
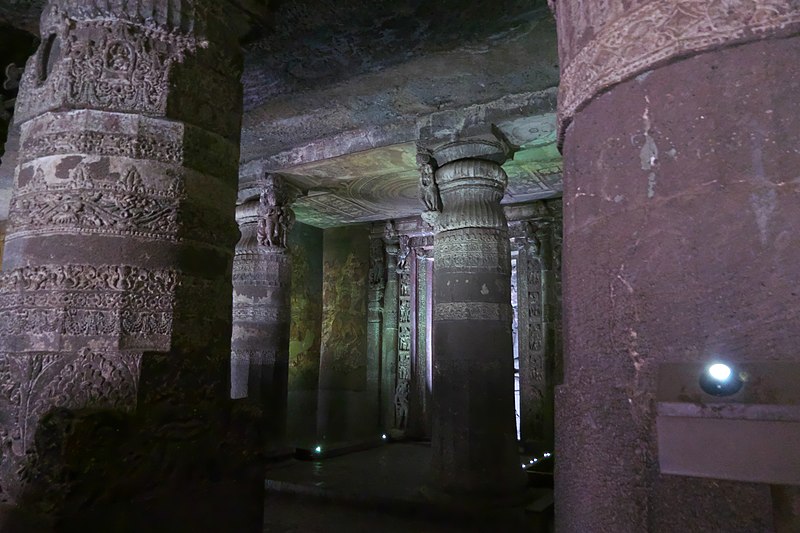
[380,226,399,431]
[555,1,800,531]
[424,138,525,497]
[231,175,295,455]
[393,234,412,437]
[408,239,433,439]
[514,221,546,450]
[0,2,261,529]
[366,231,385,432]
[516,208,561,453]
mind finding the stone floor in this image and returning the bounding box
[262,442,553,532]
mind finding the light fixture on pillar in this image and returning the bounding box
[699,362,744,397]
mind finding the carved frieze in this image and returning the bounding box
[434,302,514,322]
[0,264,177,345]
[558,0,800,136]
[395,261,412,431]
[434,229,511,274]
[0,348,141,501]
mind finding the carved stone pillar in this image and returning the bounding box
[515,224,545,449]
[366,231,385,432]
[393,234,412,437]
[0,2,259,529]
[231,175,295,454]
[555,1,800,531]
[408,239,433,439]
[424,138,525,497]
[380,226,399,431]
[515,207,561,453]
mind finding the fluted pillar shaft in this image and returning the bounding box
[231,175,294,454]
[427,140,525,497]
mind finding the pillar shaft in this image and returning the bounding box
[366,234,385,432]
[231,176,294,453]
[555,1,800,530]
[394,235,412,435]
[428,144,525,496]
[0,2,260,528]
[380,237,399,431]
[516,223,546,449]
[408,243,432,439]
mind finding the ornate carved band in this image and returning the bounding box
[558,0,800,138]
[434,302,513,322]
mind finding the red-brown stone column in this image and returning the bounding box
[554,2,800,531]
[426,138,526,498]
[0,1,260,529]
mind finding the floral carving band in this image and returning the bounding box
[558,0,800,139]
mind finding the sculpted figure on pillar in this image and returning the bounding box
[396,234,411,273]
[417,147,441,213]
[256,174,296,250]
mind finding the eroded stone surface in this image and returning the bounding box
[556,26,800,532]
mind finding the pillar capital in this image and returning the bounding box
[15,0,244,137]
[417,133,511,234]
[236,174,298,254]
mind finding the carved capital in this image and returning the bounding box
[15,0,243,138]
[430,134,511,168]
[432,159,509,234]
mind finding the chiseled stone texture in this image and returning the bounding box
[556,36,800,532]
[0,1,259,528]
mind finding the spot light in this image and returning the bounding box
[699,362,744,397]
[314,445,322,454]
[381,434,388,440]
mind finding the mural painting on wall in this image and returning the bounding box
[320,226,369,390]
[288,223,323,390]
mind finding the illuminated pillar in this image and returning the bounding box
[554,1,800,530]
[425,137,526,497]
[231,174,295,454]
